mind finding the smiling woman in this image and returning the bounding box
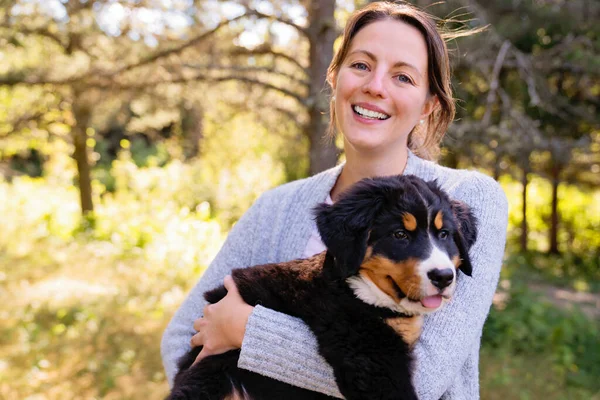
[330,20,436,161]
[161,2,508,400]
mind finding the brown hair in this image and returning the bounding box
[326,1,458,160]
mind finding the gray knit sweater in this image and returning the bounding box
[161,151,508,399]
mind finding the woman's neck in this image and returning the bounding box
[330,145,409,202]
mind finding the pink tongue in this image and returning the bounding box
[421,295,443,309]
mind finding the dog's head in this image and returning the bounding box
[315,175,477,316]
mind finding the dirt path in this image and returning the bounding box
[493,280,600,319]
[527,282,600,319]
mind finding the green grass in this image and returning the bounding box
[482,279,600,398]
[0,240,173,399]
[503,250,600,293]
[480,349,600,400]
[0,171,224,399]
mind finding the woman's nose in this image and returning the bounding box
[362,71,386,98]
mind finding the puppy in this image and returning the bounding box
[168,175,477,400]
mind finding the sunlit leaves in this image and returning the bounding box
[501,174,600,253]
[0,158,226,398]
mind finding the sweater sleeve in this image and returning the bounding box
[238,306,344,398]
[411,174,508,399]
[160,195,264,386]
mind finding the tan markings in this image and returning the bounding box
[403,213,417,231]
[385,315,424,347]
[224,392,241,400]
[360,269,398,301]
[224,388,248,400]
[434,211,444,230]
[452,255,461,268]
[273,251,326,281]
[360,256,422,302]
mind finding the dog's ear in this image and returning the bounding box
[450,199,478,277]
[314,178,392,278]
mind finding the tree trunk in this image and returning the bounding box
[72,92,94,215]
[182,101,203,160]
[493,151,501,181]
[520,166,529,252]
[306,0,339,175]
[549,163,561,254]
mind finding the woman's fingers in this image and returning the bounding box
[223,275,236,292]
[190,275,253,363]
[193,340,211,365]
[203,303,212,316]
[195,346,211,365]
[193,316,203,332]
[190,331,203,348]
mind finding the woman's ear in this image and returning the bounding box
[420,95,439,120]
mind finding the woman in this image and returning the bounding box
[161,2,508,399]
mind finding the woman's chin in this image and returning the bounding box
[344,135,405,156]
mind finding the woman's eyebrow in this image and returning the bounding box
[348,49,423,77]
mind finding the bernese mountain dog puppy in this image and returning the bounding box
[168,174,478,400]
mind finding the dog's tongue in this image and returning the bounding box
[421,295,443,309]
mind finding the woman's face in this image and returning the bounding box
[333,19,437,154]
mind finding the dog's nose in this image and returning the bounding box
[427,268,454,290]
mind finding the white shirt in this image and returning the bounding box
[301,194,333,258]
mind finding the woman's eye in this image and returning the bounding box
[395,74,412,84]
[393,230,408,240]
[351,62,369,71]
[439,230,450,240]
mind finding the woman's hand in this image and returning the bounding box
[191,275,254,364]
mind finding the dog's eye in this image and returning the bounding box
[439,230,450,240]
[393,230,408,240]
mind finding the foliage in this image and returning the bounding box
[480,349,600,400]
[483,280,600,394]
[501,174,600,254]
[102,109,288,226]
[504,251,600,293]
[442,0,600,183]
[0,125,292,396]
[0,165,224,398]
[0,0,338,218]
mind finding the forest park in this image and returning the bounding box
[0,0,598,399]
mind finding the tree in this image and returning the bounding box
[1,0,232,214]
[1,0,339,215]
[175,0,340,173]
[425,0,599,253]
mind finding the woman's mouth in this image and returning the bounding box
[352,105,390,120]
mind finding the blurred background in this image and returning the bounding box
[0,0,598,398]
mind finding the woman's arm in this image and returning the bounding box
[238,305,345,398]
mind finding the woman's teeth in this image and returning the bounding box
[353,105,390,120]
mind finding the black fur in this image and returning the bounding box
[167,175,478,400]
